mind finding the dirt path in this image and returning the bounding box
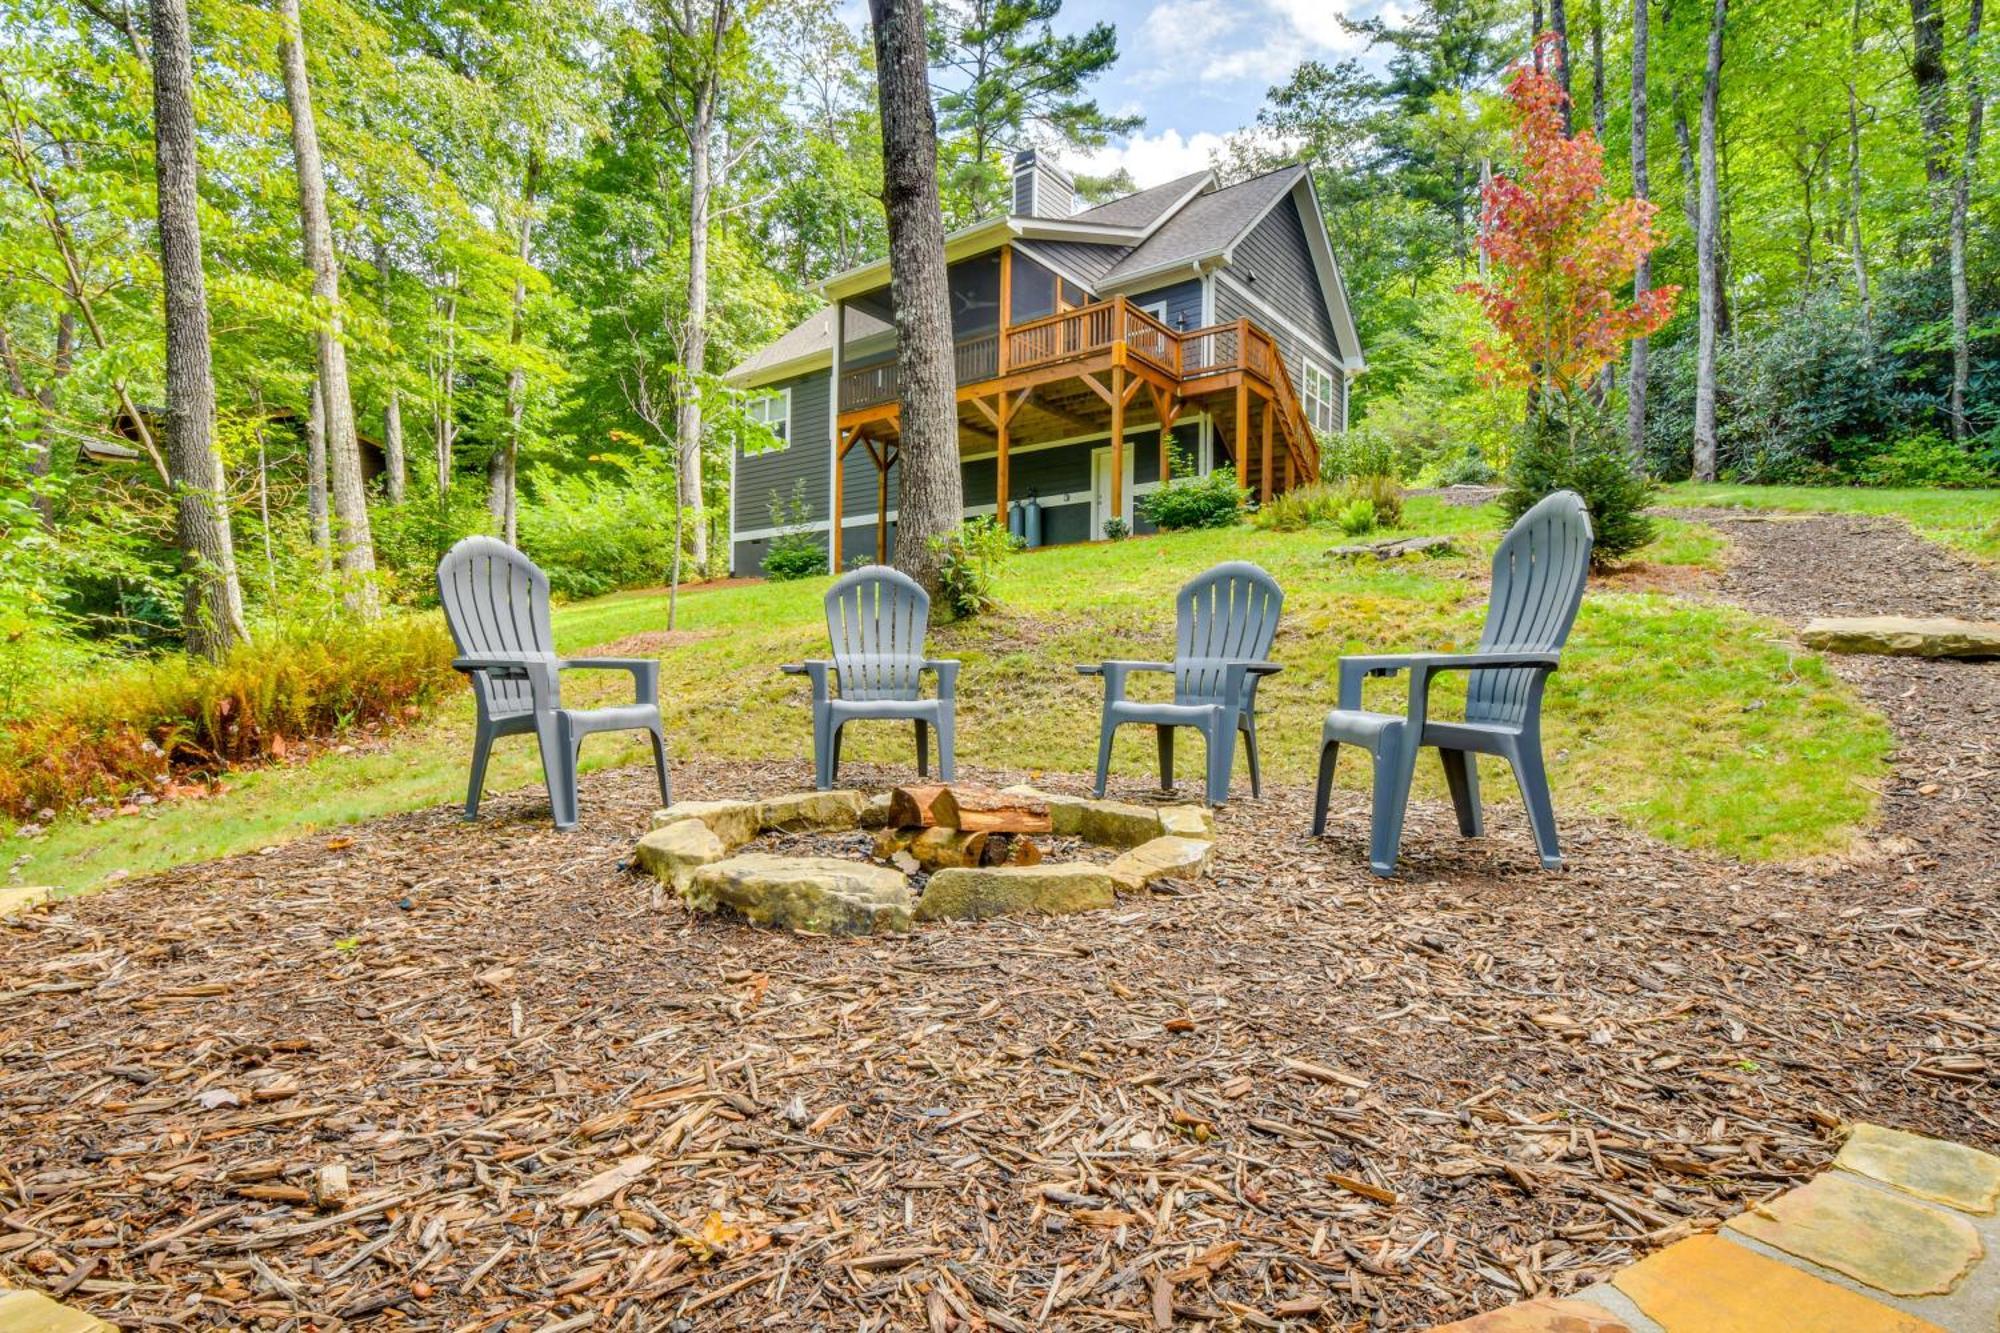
[0,514,1993,1330]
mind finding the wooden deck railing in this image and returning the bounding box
[836,298,1308,443]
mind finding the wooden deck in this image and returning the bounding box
[830,281,1320,569]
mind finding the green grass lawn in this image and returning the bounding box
[1664,481,2000,561]
[15,497,1893,893]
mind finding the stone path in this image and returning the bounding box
[0,1285,113,1332]
[1435,1124,2000,1331]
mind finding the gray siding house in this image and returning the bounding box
[724,153,1364,575]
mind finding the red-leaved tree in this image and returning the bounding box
[1464,38,1678,407]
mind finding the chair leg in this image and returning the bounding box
[1438,748,1483,837]
[538,713,579,831]
[1093,715,1116,798]
[915,720,929,779]
[1240,714,1263,799]
[1312,740,1339,836]
[1509,737,1564,869]
[814,712,836,791]
[936,708,956,783]
[648,725,671,807]
[1368,734,1418,877]
[1203,706,1238,807]
[1156,726,1175,792]
[465,725,496,821]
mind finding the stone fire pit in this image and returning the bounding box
[633,783,1217,935]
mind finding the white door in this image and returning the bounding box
[1091,446,1135,536]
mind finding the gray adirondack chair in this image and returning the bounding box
[1313,489,1592,875]
[437,537,670,830]
[1081,561,1283,806]
[783,565,958,791]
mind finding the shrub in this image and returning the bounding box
[0,615,458,820]
[1337,497,1379,535]
[1344,473,1404,527]
[1849,430,1998,489]
[760,482,828,581]
[1251,481,1344,531]
[1434,448,1497,486]
[1319,424,1401,482]
[1504,408,1656,567]
[517,455,684,599]
[930,516,1018,620]
[1140,461,1248,530]
[1102,516,1130,540]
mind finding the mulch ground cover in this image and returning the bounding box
[0,513,1993,1331]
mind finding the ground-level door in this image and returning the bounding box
[1090,445,1135,538]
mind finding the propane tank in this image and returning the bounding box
[1007,496,1024,540]
[1023,492,1043,548]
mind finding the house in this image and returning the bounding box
[722,151,1364,574]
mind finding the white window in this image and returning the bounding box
[1301,361,1338,434]
[1136,300,1168,322]
[747,387,790,448]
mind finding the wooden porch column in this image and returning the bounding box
[866,439,892,564]
[1109,365,1126,526]
[1233,383,1249,486]
[996,401,1011,521]
[1260,399,1274,503]
[832,428,857,572]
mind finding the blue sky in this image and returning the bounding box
[1053,0,1411,186]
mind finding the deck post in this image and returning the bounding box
[1233,383,1248,487]
[1110,364,1126,529]
[831,429,851,572]
[997,247,1012,375]
[996,397,1011,524]
[870,439,890,564]
[1260,399,1274,502]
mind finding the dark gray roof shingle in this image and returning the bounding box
[1066,169,1211,231]
[1098,166,1305,286]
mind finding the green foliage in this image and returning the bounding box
[517,454,684,599]
[1139,455,1248,531]
[760,481,828,581]
[1318,425,1401,481]
[1336,497,1379,536]
[1251,482,1343,531]
[0,615,457,820]
[1504,410,1657,568]
[1849,431,1998,490]
[929,516,1019,620]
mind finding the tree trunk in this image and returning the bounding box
[1909,0,1953,202]
[676,81,713,575]
[1628,0,1652,466]
[1692,0,1726,483]
[1551,0,1572,132]
[1950,0,1984,439]
[1591,0,1613,403]
[151,0,248,658]
[383,390,404,503]
[279,0,376,601]
[488,151,539,546]
[1847,0,1875,349]
[869,0,962,595]
[434,285,457,496]
[308,376,330,563]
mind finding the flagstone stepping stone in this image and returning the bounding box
[1801,616,2000,659]
[1723,1172,1983,1297]
[0,885,56,919]
[1049,796,1162,848]
[651,799,760,850]
[1429,1296,1631,1332]
[1107,835,1215,891]
[1836,1123,2000,1215]
[685,854,913,935]
[756,790,866,833]
[634,820,725,891]
[914,864,1116,922]
[1611,1233,1947,1332]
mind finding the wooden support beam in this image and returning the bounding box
[1260,400,1274,503]
[1110,364,1126,525]
[1234,383,1249,490]
[1076,370,1115,407]
[832,431,851,573]
[998,246,1012,374]
[996,400,1011,523]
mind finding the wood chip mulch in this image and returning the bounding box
[0,513,1994,1331]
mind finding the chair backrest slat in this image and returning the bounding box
[437,537,554,716]
[1173,562,1283,708]
[1468,490,1592,727]
[826,565,929,701]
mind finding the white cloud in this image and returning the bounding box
[1069,128,1235,186]
[1125,0,1399,90]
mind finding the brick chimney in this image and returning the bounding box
[1011,149,1075,218]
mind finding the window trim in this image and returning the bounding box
[1301,359,1338,434]
[748,386,792,450]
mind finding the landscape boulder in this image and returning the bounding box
[1158,805,1216,839]
[1107,835,1215,892]
[915,864,1117,921]
[634,820,726,891]
[1049,797,1163,848]
[756,790,866,833]
[1326,534,1456,562]
[651,800,760,850]
[1800,616,2000,660]
[685,854,913,935]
